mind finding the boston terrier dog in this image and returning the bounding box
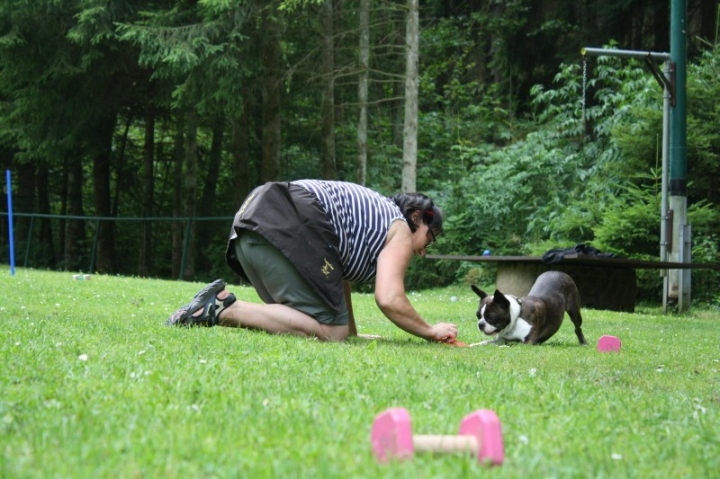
[471,271,588,346]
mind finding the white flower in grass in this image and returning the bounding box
[138,350,145,355]
[656,364,664,372]
[693,398,706,417]
[55,303,60,307]
[519,435,529,445]
[611,453,622,460]
[78,354,88,361]
[191,404,200,412]
[199,359,207,364]
[529,368,537,377]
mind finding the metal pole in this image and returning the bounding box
[581,47,670,62]
[661,60,671,313]
[668,0,689,311]
[669,0,688,191]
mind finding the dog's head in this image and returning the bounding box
[471,285,513,335]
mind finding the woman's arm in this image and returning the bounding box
[374,222,457,341]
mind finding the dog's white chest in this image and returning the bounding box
[499,316,533,342]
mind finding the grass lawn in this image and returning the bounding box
[1,268,718,478]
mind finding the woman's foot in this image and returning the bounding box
[166,279,237,327]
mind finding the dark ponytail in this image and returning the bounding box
[390,193,443,235]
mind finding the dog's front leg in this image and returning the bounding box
[470,337,508,347]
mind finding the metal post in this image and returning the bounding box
[661,60,671,312]
[678,225,692,310]
[669,0,689,311]
[581,48,670,62]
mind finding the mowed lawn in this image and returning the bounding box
[1,268,718,478]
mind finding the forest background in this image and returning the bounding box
[0,0,718,305]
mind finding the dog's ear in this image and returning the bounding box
[493,290,510,308]
[471,284,487,299]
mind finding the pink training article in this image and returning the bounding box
[371,408,413,462]
[597,335,622,352]
[458,410,505,466]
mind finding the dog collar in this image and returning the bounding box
[508,295,522,305]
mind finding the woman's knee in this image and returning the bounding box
[322,324,349,341]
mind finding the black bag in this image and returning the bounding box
[226,182,344,311]
[541,243,617,264]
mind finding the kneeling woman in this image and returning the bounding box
[167,179,457,342]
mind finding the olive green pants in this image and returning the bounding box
[233,230,349,325]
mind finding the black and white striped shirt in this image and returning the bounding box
[292,180,406,282]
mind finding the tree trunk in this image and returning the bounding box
[139,105,155,277]
[59,158,68,266]
[356,0,370,186]
[401,0,419,193]
[183,108,199,280]
[231,103,252,207]
[65,154,85,272]
[15,162,35,262]
[261,6,282,182]
[172,115,185,279]
[321,0,336,179]
[36,162,56,268]
[92,114,117,274]
[196,114,225,271]
[199,114,224,218]
[112,115,133,217]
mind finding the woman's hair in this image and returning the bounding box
[390,192,444,235]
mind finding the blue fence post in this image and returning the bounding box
[6,170,15,276]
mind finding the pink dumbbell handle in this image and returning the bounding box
[414,434,478,454]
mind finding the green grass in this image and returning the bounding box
[1,268,718,478]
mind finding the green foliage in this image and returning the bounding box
[592,183,661,255]
[116,0,253,111]
[437,47,720,303]
[1,1,718,307]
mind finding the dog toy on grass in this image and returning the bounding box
[441,338,469,347]
[597,335,621,352]
[371,407,504,465]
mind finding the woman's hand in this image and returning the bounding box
[429,322,458,342]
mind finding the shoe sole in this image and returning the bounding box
[166,279,226,326]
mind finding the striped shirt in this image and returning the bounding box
[292,180,406,283]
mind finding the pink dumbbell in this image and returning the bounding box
[370,407,504,466]
[597,335,621,352]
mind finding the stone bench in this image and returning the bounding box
[426,254,719,312]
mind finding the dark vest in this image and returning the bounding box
[226,182,344,311]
